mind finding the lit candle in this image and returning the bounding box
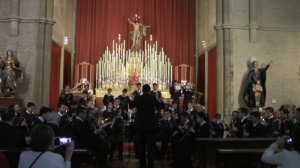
[150,34,153,41]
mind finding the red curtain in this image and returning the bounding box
[208,47,217,118]
[76,0,195,67]
[197,47,217,118]
[50,42,62,110]
[64,50,72,87]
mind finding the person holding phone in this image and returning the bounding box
[261,128,300,167]
[18,124,74,168]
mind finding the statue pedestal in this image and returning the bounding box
[0,97,23,108]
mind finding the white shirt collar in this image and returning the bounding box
[200,121,207,126]
[76,116,84,122]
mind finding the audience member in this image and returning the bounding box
[18,124,74,168]
[261,128,300,167]
[0,108,26,148]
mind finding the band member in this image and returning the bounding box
[102,101,114,121]
[249,111,266,138]
[118,88,130,112]
[227,110,239,137]
[132,83,143,99]
[264,107,279,137]
[79,90,91,108]
[236,107,252,137]
[158,109,174,160]
[211,113,225,138]
[58,86,74,106]
[278,106,294,136]
[169,80,182,104]
[183,82,194,108]
[103,88,114,106]
[150,83,162,103]
[109,110,124,161]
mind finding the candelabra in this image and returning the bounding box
[96,34,173,92]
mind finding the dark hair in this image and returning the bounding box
[295,107,300,114]
[136,82,142,86]
[82,90,88,94]
[194,111,205,118]
[142,84,151,93]
[238,107,249,115]
[215,113,221,119]
[232,110,238,115]
[30,125,54,152]
[108,88,112,91]
[0,108,14,121]
[279,106,289,117]
[152,83,158,86]
[265,107,274,113]
[164,108,172,113]
[122,88,128,93]
[27,102,35,108]
[292,128,300,153]
[250,111,260,119]
[39,106,52,115]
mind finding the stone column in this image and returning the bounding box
[249,0,258,42]
[43,0,54,105]
[33,0,54,107]
[215,0,224,115]
[10,0,20,35]
[223,0,233,119]
[71,0,77,85]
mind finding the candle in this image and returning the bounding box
[150,34,153,41]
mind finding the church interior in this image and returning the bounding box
[0,0,300,167]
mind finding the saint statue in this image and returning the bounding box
[0,50,22,97]
[128,14,150,51]
[243,58,273,108]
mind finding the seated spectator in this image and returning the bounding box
[0,108,26,148]
[18,124,74,168]
[261,128,300,167]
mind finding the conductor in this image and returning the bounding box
[130,84,161,168]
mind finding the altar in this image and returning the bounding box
[95,34,172,98]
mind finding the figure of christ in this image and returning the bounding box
[128,14,150,51]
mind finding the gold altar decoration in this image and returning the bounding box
[96,34,172,98]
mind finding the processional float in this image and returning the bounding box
[95,34,172,98]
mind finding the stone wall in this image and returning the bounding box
[227,0,300,113]
[0,0,54,107]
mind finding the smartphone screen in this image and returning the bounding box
[59,137,72,146]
